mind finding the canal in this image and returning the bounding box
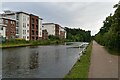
[1,42,88,78]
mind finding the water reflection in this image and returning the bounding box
[29,51,39,69]
[2,42,88,78]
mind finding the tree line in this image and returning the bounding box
[65,27,91,42]
[95,2,120,51]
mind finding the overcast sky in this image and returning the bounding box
[1,0,119,35]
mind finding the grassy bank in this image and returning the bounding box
[0,40,65,48]
[64,42,92,78]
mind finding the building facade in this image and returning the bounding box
[42,23,66,39]
[0,17,16,40]
[0,10,43,41]
[0,10,67,41]
[1,10,19,39]
[16,12,30,40]
[0,18,6,38]
[42,29,48,40]
[4,18,16,39]
[30,14,42,40]
[59,26,66,39]
[42,23,60,36]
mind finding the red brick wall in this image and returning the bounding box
[3,18,16,40]
[55,24,59,37]
[42,30,48,40]
[60,31,65,39]
[30,15,39,40]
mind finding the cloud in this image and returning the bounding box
[2,2,118,35]
[2,0,119,2]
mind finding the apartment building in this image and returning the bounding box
[4,18,16,39]
[42,29,48,40]
[0,10,43,41]
[0,11,17,39]
[0,10,67,41]
[42,23,66,39]
[16,12,30,40]
[1,10,19,39]
[59,26,67,39]
[0,17,16,40]
[0,18,6,38]
[30,14,42,40]
[42,23,60,36]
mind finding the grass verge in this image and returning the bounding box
[64,42,92,78]
[105,47,120,56]
[0,40,65,48]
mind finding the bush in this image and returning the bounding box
[48,35,60,40]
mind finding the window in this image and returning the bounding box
[32,30,34,35]
[5,20,8,24]
[16,22,19,27]
[16,14,19,20]
[23,23,26,28]
[27,36,29,39]
[16,35,19,38]
[36,19,38,24]
[32,37,34,40]
[23,30,26,34]
[36,31,38,35]
[25,30,26,34]
[0,27,3,30]
[27,30,29,33]
[27,24,29,26]
[24,23,26,28]
[32,24,34,29]
[32,18,34,23]
[36,25,38,29]
[23,30,24,34]
[16,29,19,34]
[23,23,24,27]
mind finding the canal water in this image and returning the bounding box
[1,42,88,78]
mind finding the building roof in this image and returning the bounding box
[2,10,43,20]
[42,23,55,25]
[16,11,30,15]
[30,14,43,20]
[0,17,16,21]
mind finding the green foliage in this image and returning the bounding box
[48,35,60,40]
[0,36,6,43]
[4,38,29,44]
[64,42,92,78]
[65,27,91,42]
[95,2,120,52]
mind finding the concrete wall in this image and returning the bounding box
[0,25,6,38]
[18,13,30,40]
[43,24,55,36]
[38,18,42,38]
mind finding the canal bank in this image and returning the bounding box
[0,40,65,48]
[64,42,92,78]
[2,42,86,78]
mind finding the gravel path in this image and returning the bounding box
[89,41,119,78]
